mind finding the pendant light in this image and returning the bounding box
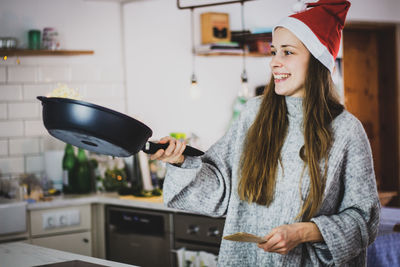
[230,1,250,125]
[239,1,249,98]
[189,7,201,99]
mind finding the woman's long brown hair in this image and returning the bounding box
[238,55,344,222]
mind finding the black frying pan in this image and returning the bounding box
[37,96,204,157]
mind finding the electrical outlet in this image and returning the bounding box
[42,213,57,229]
[68,210,80,226]
[42,209,80,229]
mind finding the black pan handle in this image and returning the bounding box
[142,141,204,157]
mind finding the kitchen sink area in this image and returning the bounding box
[0,197,27,236]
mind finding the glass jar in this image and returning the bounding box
[42,27,60,50]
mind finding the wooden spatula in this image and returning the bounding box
[223,232,267,243]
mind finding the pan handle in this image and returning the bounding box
[142,141,204,157]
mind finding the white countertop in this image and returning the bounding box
[0,242,136,267]
[26,192,184,213]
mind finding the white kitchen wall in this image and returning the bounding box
[0,0,399,179]
[0,0,125,178]
[123,0,400,150]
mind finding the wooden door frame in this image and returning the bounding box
[343,22,400,206]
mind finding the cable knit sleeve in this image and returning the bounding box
[163,98,258,217]
[309,118,380,266]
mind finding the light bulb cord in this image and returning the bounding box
[190,7,196,76]
[241,1,247,75]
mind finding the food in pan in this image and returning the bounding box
[48,83,81,100]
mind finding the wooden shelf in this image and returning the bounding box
[196,52,270,57]
[0,49,94,57]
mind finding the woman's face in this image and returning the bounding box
[270,27,310,97]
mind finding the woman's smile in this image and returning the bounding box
[273,73,291,83]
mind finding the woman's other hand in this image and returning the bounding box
[257,223,304,255]
[149,136,186,165]
[257,222,323,255]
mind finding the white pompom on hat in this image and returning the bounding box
[274,0,351,73]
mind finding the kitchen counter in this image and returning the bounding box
[0,242,135,267]
[26,192,179,213]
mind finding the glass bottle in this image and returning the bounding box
[62,144,76,194]
[75,148,91,194]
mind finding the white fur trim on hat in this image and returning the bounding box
[273,17,335,73]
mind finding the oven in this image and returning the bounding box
[172,213,225,267]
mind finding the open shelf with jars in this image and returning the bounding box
[0,49,94,57]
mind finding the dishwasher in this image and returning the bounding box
[106,205,173,267]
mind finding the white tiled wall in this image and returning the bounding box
[8,66,39,83]
[0,67,6,82]
[0,62,126,179]
[0,140,8,156]
[9,138,40,155]
[0,0,125,182]
[0,104,7,120]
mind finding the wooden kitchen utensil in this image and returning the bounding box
[223,232,267,243]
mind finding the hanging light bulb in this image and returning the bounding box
[190,72,200,99]
[239,1,249,100]
[189,8,201,99]
[240,69,249,98]
[229,1,249,126]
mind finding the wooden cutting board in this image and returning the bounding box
[119,195,163,203]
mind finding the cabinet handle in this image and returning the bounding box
[83,238,89,243]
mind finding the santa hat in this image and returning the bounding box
[274,0,351,73]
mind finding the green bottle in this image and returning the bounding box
[62,144,76,194]
[75,148,91,194]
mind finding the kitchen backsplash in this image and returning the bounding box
[0,61,126,179]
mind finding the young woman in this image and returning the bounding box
[151,0,380,266]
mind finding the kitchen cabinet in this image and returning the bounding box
[29,204,92,257]
[31,231,91,256]
[91,203,106,259]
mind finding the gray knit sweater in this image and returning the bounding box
[163,96,380,266]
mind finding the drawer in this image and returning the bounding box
[31,231,92,256]
[30,204,91,237]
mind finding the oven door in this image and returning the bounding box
[173,213,225,267]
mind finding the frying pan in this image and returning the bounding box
[37,96,204,158]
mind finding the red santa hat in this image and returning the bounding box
[274,0,351,73]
